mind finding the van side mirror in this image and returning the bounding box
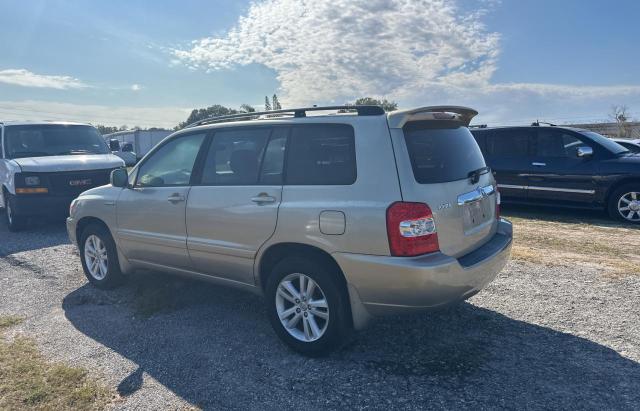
[577,146,593,158]
[110,168,128,188]
[109,139,121,152]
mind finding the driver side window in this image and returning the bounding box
[136,133,205,187]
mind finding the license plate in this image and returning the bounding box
[463,200,489,229]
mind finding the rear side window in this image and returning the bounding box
[201,128,270,185]
[485,129,531,157]
[403,122,486,184]
[285,124,356,185]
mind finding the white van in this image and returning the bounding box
[1,121,125,231]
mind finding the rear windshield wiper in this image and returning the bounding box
[468,166,491,184]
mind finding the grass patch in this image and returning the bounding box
[504,210,640,276]
[0,316,24,329]
[0,315,112,410]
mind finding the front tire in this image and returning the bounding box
[265,257,352,356]
[3,191,27,232]
[79,224,125,289]
[608,184,640,224]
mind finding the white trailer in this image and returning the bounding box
[103,129,173,161]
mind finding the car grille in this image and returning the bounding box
[48,169,113,196]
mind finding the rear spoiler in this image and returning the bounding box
[387,106,478,129]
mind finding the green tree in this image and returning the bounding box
[240,104,256,113]
[352,97,398,112]
[176,104,239,129]
[264,96,272,111]
[96,125,119,135]
[272,94,282,110]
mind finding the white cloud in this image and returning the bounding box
[0,69,89,89]
[173,0,640,123]
[131,83,142,91]
[173,0,500,106]
[0,100,190,129]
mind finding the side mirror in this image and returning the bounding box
[109,139,121,152]
[577,146,593,158]
[110,168,128,188]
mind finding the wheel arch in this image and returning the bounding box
[604,178,640,206]
[75,216,111,241]
[257,242,355,327]
[75,215,134,274]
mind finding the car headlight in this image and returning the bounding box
[24,176,41,186]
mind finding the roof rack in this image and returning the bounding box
[185,105,385,128]
[531,120,557,127]
[469,124,487,129]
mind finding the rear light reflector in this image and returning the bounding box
[386,202,439,256]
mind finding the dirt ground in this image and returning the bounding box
[505,206,640,277]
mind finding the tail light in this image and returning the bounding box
[386,202,439,256]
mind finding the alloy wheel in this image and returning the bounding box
[84,235,109,280]
[618,191,640,222]
[275,273,330,342]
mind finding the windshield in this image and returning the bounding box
[3,124,109,159]
[579,131,629,155]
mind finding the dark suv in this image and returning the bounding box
[471,125,640,224]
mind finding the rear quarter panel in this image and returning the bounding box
[256,116,402,283]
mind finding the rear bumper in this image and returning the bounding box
[11,194,75,217]
[335,219,512,325]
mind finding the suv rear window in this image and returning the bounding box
[285,124,356,185]
[403,121,486,184]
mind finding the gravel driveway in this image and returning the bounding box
[1,210,639,410]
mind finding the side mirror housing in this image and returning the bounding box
[110,168,129,188]
[109,139,121,152]
[577,146,593,158]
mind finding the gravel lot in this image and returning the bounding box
[1,208,639,410]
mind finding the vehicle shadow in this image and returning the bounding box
[0,217,69,256]
[62,273,640,409]
[501,203,638,229]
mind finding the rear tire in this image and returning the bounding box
[608,184,640,224]
[3,191,27,232]
[265,257,352,357]
[79,223,125,289]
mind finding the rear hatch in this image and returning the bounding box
[388,107,498,258]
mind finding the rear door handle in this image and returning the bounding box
[532,162,546,167]
[251,194,276,204]
[167,193,185,203]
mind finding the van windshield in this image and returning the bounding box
[3,124,109,159]
[403,121,486,184]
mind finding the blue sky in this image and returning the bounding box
[1,0,639,128]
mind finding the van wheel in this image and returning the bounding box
[266,257,352,357]
[608,184,640,224]
[79,224,125,289]
[3,191,27,232]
